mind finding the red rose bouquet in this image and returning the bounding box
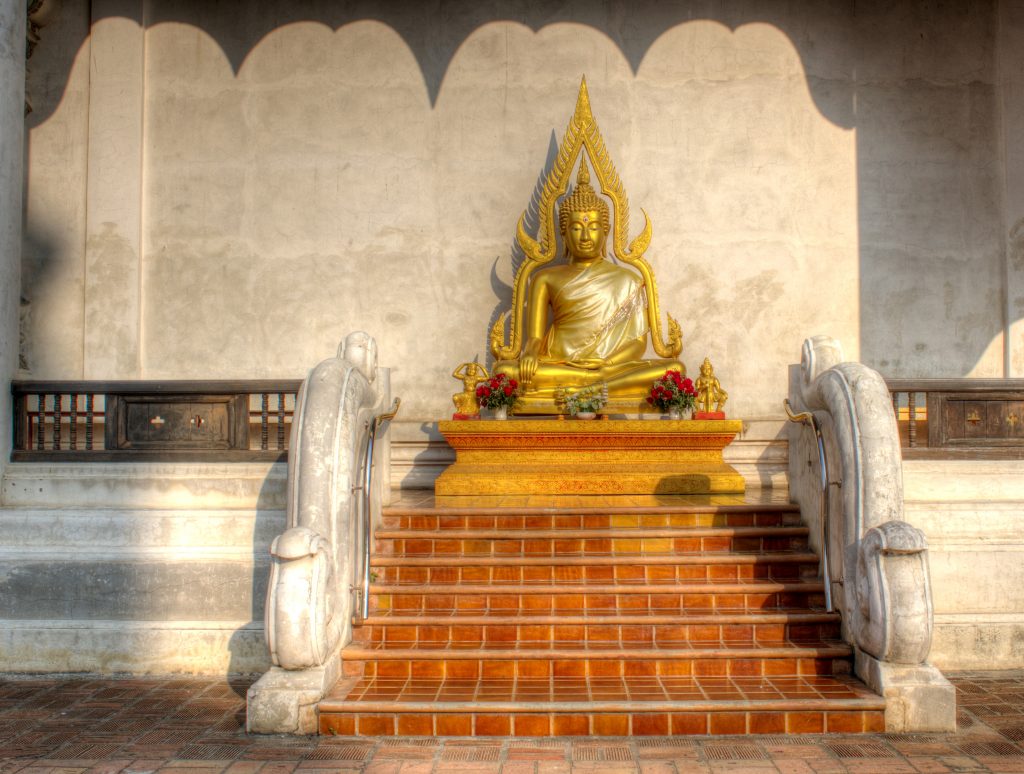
[476,372,520,411]
[647,369,696,413]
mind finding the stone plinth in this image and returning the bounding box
[435,419,744,495]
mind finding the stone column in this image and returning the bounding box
[83,0,144,378]
[0,0,27,475]
[1001,1,1024,376]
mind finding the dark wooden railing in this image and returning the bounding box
[886,378,1024,459]
[11,380,302,462]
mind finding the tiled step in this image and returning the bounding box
[377,528,810,556]
[342,639,852,679]
[354,610,841,647]
[318,675,886,737]
[376,579,828,613]
[382,506,802,532]
[376,552,817,566]
[320,491,881,736]
[376,554,820,587]
[380,532,811,556]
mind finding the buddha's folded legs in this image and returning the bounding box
[493,357,685,397]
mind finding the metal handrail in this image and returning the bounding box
[784,399,836,613]
[352,397,400,624]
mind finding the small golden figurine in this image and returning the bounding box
[451,362,489,419]
[694,357,728,418]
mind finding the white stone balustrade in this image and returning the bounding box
[788,335,955,733]
[246,331,390,735]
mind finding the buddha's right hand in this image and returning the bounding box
[519,340,541,386]
[519,353,539,387]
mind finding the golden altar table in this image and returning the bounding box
[435,419,745,496]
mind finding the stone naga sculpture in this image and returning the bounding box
[855,520,934,665]
[247,331,388,734]
[789,335,954,732]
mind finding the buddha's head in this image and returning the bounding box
[700,357,713,377]
[559,157,609,261]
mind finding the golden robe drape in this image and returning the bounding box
[542,260,648,365]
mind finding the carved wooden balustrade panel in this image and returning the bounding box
[886,378,1024,459]
[11,380,301,462]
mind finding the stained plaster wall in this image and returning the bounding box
[10,0,1024,676]
[1002,0,1024,375]
[0,0,25,480]
[20,1,1014,423]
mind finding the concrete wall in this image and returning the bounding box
[1001,1,1024,375]
[856,3,1005,378]
[19,1,1015,425]
[0,0,25,478]
[0,462,284,674]
[903,460,1024,670]
[21,0,88,378]
[12,1,1024,674]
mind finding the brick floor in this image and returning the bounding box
[0,671,1023,772]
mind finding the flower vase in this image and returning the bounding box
[669,407,692,420]
[493,406,508,421]
[575,411,596,420]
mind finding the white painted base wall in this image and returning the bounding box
[903,460,1024,670]
[0,424,786,676]
[0,620,266,674]
[3,448,1022,675]
[0,463,286,675]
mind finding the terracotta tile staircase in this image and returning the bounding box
[318,494,885,736]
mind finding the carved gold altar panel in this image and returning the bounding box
[435,419,744,496]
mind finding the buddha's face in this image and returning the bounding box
[566,209,605,261]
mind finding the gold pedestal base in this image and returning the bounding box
[435,419,745,496]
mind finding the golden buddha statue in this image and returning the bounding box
[490,77,684,414]
[451,362,488,418]
[694,357,728,415]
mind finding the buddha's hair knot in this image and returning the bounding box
[558,156,610,239]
